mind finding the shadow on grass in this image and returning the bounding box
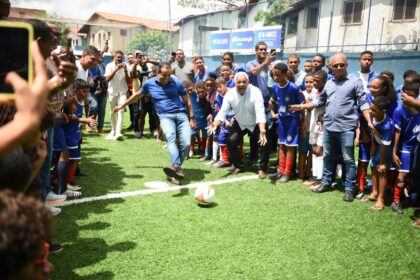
[51,199,137,280]
[172,188,189,197]
[197,202,218,208]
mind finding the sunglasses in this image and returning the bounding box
[34,242,50,266]
[332,63,347,69]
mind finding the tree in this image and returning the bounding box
[254,0,297,26]
[127,30,174,58]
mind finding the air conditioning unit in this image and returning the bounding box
[393,35,407,50]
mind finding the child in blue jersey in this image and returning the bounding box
[356,75,398,196]
[63,79,97,195]
[391,82,420,214]
[213,77,238,168]
[361,96,394,211]
[271,62,304,183]
[185,81,210,159]
[219,64,235,89]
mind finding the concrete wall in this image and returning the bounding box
[284,0,420,53]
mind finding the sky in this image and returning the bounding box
[11,0,205,23]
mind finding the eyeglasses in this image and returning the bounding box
[332,63,347,69]
[34,242,50,266]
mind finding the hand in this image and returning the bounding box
[117,63,125,69]
[2,42,48,125]
[402,92,416,107]
[206,114,213,122]
[377,163,387,174]
[265,53,275,64]
[61,112,69,124]
[112,105,124,114]
[354,136,359,147]
[392,153,401,169]
[289,104,302,112]
[86,116,98,127]
[189,118,196,129]
[368,122,380,137]
[168,56,175,64]
[258,130,267,146]
[226,119,234,128]
[271,112,278,119]
[206,123,217,135]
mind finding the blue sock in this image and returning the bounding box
[57,161,68,194]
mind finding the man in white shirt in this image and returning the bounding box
[105,50,130,140]
[208,72,269,178]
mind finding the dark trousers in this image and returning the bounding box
[228,120,270,171]
[139,98,157,133]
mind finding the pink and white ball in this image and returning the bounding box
[194,185,215,205]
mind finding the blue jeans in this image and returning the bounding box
[322,129,356,192]
[87,94,98,118]
[160,113,191,167]
[40,127,54,201]
[92,93,107,129]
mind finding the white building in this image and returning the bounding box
[282,0,420,53]
[175,0,269,56]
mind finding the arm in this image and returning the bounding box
[112,91,143,113]
[247,55,275,76]
[105,63,124,82]
[181,94,196,129]
[130,63,139,79]
[124,65,130,85]
[392,129,401,168]
[402,92,420,111]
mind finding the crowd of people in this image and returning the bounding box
[0,1,419,278]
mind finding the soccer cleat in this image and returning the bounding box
[276,174,290,184]
[206,159,217,165]
[355,191,365,199]
[391,202,404,214]
[166,176,180,185]
[199,155,211,161]
[214,161,230,168]
[312,183,332,193]
[45,204,62,216]
[63,189,82,198]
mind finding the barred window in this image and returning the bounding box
[306,3,319,28]
[287,13,298,34]
[393,0,418,20]
[343,0,363,24]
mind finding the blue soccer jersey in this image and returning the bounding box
[373,115,394,146]
[272,81,303,118]
[63,102,83,149]
[393,105,420,152]
[213,92,234,121]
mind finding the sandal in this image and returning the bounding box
[371,204,384,211]
[361,196,377,203]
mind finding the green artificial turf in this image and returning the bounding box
[50,115,420,280]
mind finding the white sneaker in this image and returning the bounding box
[67,183,82,191]
[105,131,115,140]
[46,192,67,205]
[115,133,123,141]
[153,130,158,137]
[64,189,82,198]
[45,204,62,216]
[189,150,193,157]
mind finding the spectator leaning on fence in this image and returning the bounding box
[290,52,374,203]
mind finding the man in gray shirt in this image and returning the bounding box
[170,49,195,83]
[290,53,374,202]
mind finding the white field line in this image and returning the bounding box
[60,175,259,206]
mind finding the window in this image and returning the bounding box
[287,13,299,34]
[108,32,111,39]
[343,0,363,24]
[120,29,127,36]
[393,0,418,20]
[306,4,319,28]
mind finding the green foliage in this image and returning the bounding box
[127,30,174,58]
[254,0,295,26]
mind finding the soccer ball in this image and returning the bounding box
[194,185,215,205]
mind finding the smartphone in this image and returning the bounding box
[270,49,276,56]
[0,21,33,99]
[171,52,176,58]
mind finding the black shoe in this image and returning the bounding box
[312,183,332,193]
[343,191,354,202]
[276,174,289,184]
[174,166,185,179]
[226,166,236,172]
[48,242,63,253]
[163,166,178,178]
[391,201,404,214]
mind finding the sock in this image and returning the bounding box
[357,170,367,191]
[212,142,218,161]
[57,161,68,194]
[221,146,229,163]
[278,154,286,174]
[67,165,77,184]
[285,158,294,176]
[388,170,398,188]
[394,182,404,202]
[312,154,318,178]
[316,156,323,180]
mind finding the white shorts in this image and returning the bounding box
[309,131,323,147]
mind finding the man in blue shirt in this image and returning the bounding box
[113,63,196,185]
[246,41,276,164]
[290,53,374,202]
